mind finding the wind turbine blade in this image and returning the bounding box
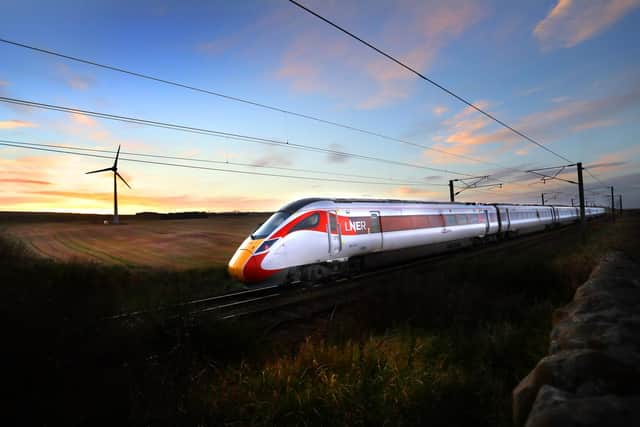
[116,172,131,189]
[85,167,113,174]
[113,145,121,168]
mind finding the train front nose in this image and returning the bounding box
[228,237,263,282]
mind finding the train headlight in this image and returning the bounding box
[255,238,280,254]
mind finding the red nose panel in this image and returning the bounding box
[243,253,281,283]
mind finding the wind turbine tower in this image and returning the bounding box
[86,145,131,224]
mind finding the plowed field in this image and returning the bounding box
[3,214,269,270]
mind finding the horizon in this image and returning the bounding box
[1,0,639,213]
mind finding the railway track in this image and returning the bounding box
[105,283,283,320]
[107,222,592,323]
[190,222,589,321]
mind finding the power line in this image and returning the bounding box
[287,0,574,164]
[0,96,478,177]
[0,38,570,185]
[1,139,442,186]
[0,140,448,187]
[0,39,608,188]
[584,167,607,186]
[0,37,508,168]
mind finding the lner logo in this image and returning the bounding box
[344,220,367,233]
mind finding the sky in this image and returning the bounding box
[1,0,639,213]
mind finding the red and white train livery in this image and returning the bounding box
[228,198,604,285]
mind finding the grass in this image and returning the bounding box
[2,212,638,425]
[0,233,262,425]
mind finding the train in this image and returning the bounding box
[228,198,605,285]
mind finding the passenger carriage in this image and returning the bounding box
[228,198,604,285]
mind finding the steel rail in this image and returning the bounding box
[192,220,596,320]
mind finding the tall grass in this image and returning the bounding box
[0,233,257,425]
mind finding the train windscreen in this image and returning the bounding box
[251,211,289,239]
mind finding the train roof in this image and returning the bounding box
[277,198,481,212]
[278,198,604,214]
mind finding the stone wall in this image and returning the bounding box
[513,251,640,427]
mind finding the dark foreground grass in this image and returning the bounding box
[2,213,639,425]
[0,235,255,425]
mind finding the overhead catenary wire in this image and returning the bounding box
[0,38,614,190]
[0,140,449,187]
[0,96,478,177]
[0,139,441,186]
[584,167,608,187]
[2,141,613,204]
[0,36,514,169]
[0,38,582,186]
[287,0,574,164]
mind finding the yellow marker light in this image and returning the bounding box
[228,237,263,281]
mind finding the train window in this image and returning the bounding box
[370,213,381,233]
[444,214,457,226]
[429,215,445,227]
[329,213,338,233]
[457,214,469,225]
[291,213,320,232]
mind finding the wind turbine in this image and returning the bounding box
[86,145,131,224]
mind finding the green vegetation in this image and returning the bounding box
[2,213,638,425]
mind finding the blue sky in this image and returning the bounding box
[1,0,639,213]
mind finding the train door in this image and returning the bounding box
[369,211,382,251]
[505,208,511,232]
[483,210,490,235]
[327,210,342,255]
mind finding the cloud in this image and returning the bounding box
[250,152,293,167]
[588,160,626,170]
[432,106,448,116]
[57,64,94,91]
[585,145,640,174]
[71,113,98,127]
[0,178,51,185]
[518,86,543,96]
[0,119,37,129]
[423,82,640,165]
[572,118,618,131]
[326,143,350,163]
[19,190,283,213]
[276,0,483,109]
[0,80,8,87]
[534,0,640,50]
[393,186,441,198]
[0,155,58,191]
[197,35,242,56]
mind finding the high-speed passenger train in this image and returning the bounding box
[228,198,605,285]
